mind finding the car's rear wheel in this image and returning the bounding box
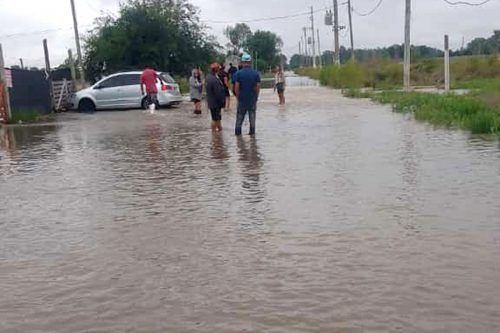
[78,99,96,113]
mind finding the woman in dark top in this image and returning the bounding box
[206,63,227,132]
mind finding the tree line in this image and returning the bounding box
[76,0,284,82]
[290,31,500,69]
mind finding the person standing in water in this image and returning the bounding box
[218,65,231,110]
[228,62,238,96]
[205,63,227,132]
[234,53,261,136]
[140,65,159,112]
[274,65,286,105]
[189,68,203,115]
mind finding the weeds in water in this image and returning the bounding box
[9,109,43,124]
[371,92,500,135]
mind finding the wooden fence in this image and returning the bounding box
[0,82,7,123]
[52,79,74,111]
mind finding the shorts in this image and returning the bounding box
[147,92,158,105]
[276,83,285,94]
[210,108,222,121]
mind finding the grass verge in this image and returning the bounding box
[9,109,44,124]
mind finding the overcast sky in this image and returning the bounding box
[0,0,498,68]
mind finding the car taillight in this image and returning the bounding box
[162,84,173,91]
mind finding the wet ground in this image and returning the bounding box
[1,81,500,332]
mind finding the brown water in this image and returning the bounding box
[1,85,500,333]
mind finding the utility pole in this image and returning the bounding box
[299,41,302,67]
[0,43,12,122]
[43,39,54,109]
[333,0,341,65]
[303,27,308,66]
[310,6,317,68]
[317,29,322,68]
[68,49,77,83]
[347,0,355,62]
[444,35,450,92]
[70,0,85,87]
[19,58,24,70]
[404,0,411,91]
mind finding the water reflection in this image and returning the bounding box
[2,86,500,332]
[210,132,229,161]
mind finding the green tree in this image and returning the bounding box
[83,0,220,82]
[224,23,252,55]
[244,30,283,70]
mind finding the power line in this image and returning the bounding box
[441,0,492,5]
[0,27,73,39]
[204,4,350,25]
[353,0,384,16]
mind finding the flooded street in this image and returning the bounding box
[1,83,500,332]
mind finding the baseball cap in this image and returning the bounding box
[241,53,252,62]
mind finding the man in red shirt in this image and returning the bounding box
[140,66,159,111]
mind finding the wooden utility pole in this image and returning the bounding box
[0,43,12,122]
[68,49,77,83]
[19,58,24,70]
[70,0,85,87]
[310,6,317,68]
[43,39,54,109]
[404,0,411,91]
[347,0,355,62]
[317,29,322,68]
[333,0,340,65]
[303,28,308,66]
[299,41,302,67]
[444,35,450,92]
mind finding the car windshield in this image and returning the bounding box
[160,73,175,84]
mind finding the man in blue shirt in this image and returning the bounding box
[234,54,261,136]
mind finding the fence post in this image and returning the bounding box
[444,35,450,92]
[0,43,12,123]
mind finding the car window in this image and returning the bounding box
[121,74,140,86]
[98,76,123,89]
[160,73,175,84]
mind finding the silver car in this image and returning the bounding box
[71,71,183,112]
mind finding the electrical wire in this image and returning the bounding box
[352,0,384,16]
[441,0,492,5]
[203,7,329,24]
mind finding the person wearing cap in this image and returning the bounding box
[205,63,227,132]
[234,53,261,136]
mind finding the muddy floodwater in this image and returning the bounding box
[1,83,500,332]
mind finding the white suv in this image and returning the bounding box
[71,71,183,112]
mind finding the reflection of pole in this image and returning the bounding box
[70,0,85,87]
[317,29,322,68]
[0,43,12,122]
[347,0,355,61]
[404,0,411,91]
[310,6,317,68]
[444,35,450,92]
[333,0,340,65]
